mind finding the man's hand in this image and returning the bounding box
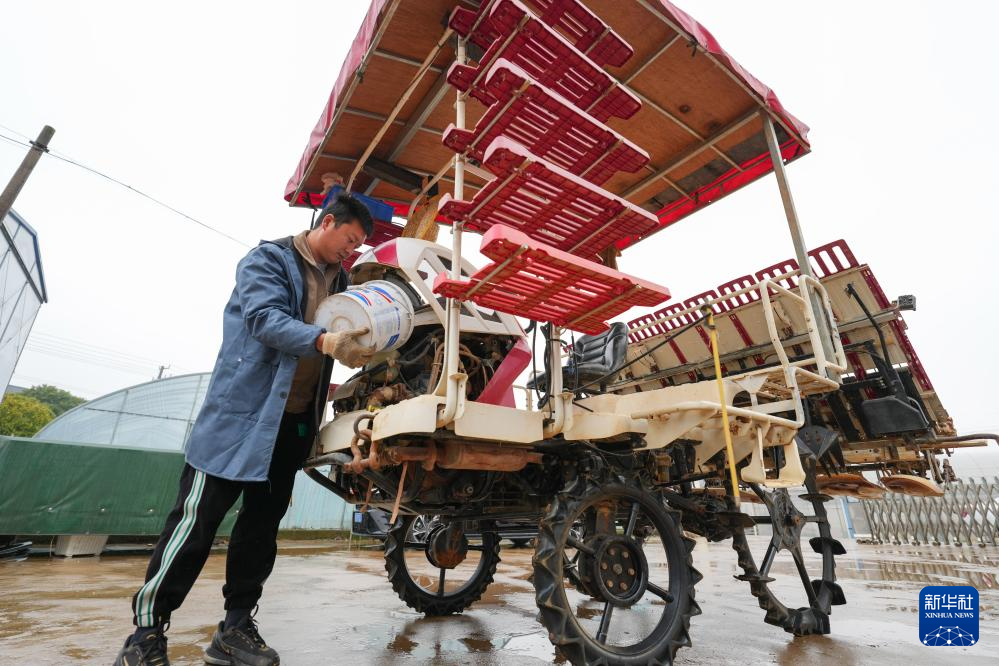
[318,327,376,368]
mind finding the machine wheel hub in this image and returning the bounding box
[589,535,649,607]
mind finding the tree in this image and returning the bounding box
[0,394,55,437]
[20,384,85,416]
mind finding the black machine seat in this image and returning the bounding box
[528,322,629,393]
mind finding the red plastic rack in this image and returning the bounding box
[447,0,641,122]
[443,59,648,186]
[625,239,866,342]
[434,224,670,335]
[449,0,634,69]
[439,137,659,260]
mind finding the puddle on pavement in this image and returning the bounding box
[2,537,997,664]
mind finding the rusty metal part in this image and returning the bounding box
[437,440,541,471]
[360,480,374,514]
[652,450,672,484]
[377,440,541,472]
[365,383,412,410]
[354,413,375,434]
[594,500,615,535]
[389,461,409,525]
[347,427,377,474]
[427,522,469,569]
[427,339,444,392]
[383,441,439,471]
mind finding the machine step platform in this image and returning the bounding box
[447,0,641,122]
[439,137,659,260]
[433,224,670,335]
[443,59,649,186]
[449,0,634,69]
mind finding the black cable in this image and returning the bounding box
[530,321,543,408]
[0,130,251,248]
[570,329,579,395]
[539,323,552,410]
[0,133,31,149]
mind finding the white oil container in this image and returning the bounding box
[315,280,415,353]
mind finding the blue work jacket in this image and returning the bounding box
[185,236,348,481]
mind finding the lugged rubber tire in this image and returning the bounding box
[383,516,501,616]
[533,480,702,665]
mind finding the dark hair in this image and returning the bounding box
[321,193,374,237]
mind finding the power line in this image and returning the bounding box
[30,330,187,370]
[8,372,102,397]
[0,128,252,248]
[0,123,32,142]
[24,343,159,376]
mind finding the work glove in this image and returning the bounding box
[321,327,377,368]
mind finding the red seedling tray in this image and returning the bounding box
[443,59,648,186]
[434,224,670,335]
[439,137,659,260]
[447,0,641,122]
[449,0,634,69]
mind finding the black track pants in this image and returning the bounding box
[131,412,314,627]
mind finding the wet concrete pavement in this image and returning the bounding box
[1,537,996,665]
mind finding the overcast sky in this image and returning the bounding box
[2,1,996,474]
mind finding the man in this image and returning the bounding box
[115,193,376,666]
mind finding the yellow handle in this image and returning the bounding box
[702,307,740,507]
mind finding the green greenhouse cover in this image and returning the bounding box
[0,437,239,536]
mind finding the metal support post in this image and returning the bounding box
[0,125,55,223]
[543,325,568,437]
[760,111,839,380]
[436,38,469,424]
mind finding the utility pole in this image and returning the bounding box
[0,125,55,223]
[156,365,170,380]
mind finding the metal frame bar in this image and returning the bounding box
[407,159,454,218]
[622,108,758,200]
[614,311,896,393]
[372,48,446,73]
[623,33,683,84]
[365,68,454,195]
[342,107,443,136]
[760,111,838,373]
[347,26,455,189]
[630,89,742,173]
[436,37,470,425]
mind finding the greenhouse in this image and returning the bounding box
[37,372,211,450]
[19,373,353,535]
[0,208,47,392]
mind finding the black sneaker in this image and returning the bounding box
[203,616,279,666]
[113,625,169,666]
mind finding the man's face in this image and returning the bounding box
[314,214,367,264]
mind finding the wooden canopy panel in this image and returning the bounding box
[438,137,659,260]
[286,0,811,255]
[434,224,670,334]
[442,59,649,186]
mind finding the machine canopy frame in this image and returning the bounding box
[284,0,811,259]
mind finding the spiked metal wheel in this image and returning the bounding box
[729,458,847,635]
[384,515,500,616]
[534,478,701,665]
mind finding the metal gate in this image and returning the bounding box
[862,477,999,546]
